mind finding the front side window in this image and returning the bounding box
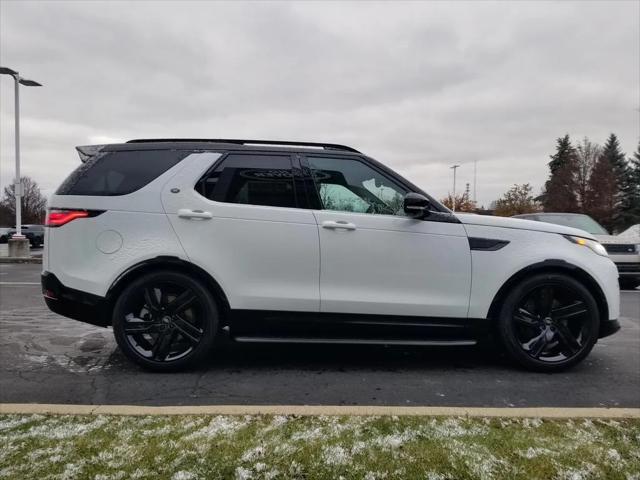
[307,157,408,216]
[198,154,297,208]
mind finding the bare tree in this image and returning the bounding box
[0,176,48,225]
[575,137,601,211]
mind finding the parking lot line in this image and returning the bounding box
[1,403,639,418]
[0,282,40,285]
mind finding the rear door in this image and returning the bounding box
[162,151,320,312]
[303,154,471,318]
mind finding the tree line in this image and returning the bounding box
[541,133,640,233]
[445,133,640,233]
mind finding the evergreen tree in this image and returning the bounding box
[584,153,617,232]
[619,141,640,228]
[601,134,632,231]
[542,135,579,212]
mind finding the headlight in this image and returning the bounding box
[564,235,608,257]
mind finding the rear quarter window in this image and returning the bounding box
[56,149,189,196]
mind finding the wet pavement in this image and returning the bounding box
[1,263,639,407]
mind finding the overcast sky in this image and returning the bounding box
[1,0,638,207]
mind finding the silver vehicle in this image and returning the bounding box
[513,213,640,289]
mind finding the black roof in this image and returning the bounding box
[122,138,361,154]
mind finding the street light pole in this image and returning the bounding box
[450,164,460,212]
[0,67,42,256]
[13,74,22,238]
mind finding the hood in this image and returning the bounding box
[595,234,639,245]
[454,213,596,240]
[617,225,640,240]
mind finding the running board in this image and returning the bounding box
[232,336,477,346]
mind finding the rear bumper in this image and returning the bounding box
[41,271,110,327]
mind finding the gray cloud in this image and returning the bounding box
[1,0,638,207]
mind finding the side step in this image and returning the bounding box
[232,336,477,346]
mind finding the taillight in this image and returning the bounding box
[46,209,90,227]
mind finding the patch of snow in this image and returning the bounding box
[364,472,388,480]
[351,441,368,455]
[322,445,351,466]
[0,416,34,431]
[425,473,446,480]
[522,418,543,429]
[60,462,84,480]
[290,426,324,442]
[556,463,597,480]
[518,447,554,459]
[264,415,289,431]
[606,448,623,463]
[373,429,418,449]
[185,416,250,440]
[235,466,252,480]
[241,446,265,462]
[172,471,197,480]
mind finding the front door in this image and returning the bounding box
[304,155,471,319]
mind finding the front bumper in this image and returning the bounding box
[599,319,621,338]
[41,271,110,327]
[614,262,640,278]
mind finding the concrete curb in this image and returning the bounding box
[0,257,42,264]
[1,404,639,418]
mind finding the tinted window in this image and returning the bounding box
[198,154,297,208]
[56,150,188,196]
[307,157,408,216]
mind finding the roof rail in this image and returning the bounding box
[126,138,361,153]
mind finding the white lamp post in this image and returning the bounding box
[0,67,42,257]
[450,164,460,212]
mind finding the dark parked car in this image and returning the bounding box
[7,224,45,247]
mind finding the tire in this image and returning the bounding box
[497,273,600,372]
[112,270,218,372]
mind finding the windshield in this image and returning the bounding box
[536,214,608,235]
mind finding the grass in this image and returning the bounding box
[0,414,639,480]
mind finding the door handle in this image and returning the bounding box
[178,209,212,219]
[321,220,356,230]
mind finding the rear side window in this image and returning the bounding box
[56,150,189,196]
[197,154,297,208]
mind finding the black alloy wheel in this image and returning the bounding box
[498,273,599,372]
[113,271,218,371]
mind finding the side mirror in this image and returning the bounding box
[403,192,432,218]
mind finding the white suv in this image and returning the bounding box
[43,139,620,372]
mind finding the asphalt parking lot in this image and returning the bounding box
[1,262,638,408]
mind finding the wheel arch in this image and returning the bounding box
[105,256,231,325]
[487,259,609,326]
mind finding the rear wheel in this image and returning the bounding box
[112,271,218,371]
[497,273,599,372]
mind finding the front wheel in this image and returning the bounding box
[112,270,218,372]
[497,273,600,372]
